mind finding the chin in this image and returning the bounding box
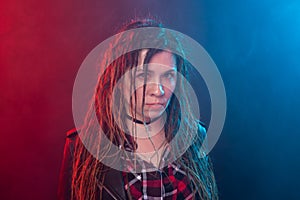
[146,110,165,119]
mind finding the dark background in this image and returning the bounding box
[1,0,299,199]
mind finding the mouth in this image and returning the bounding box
[145,102,166,110]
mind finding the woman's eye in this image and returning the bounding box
[137,73,148,79]
[164,72,175,79]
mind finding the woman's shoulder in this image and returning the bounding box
[58,128,79,199]
[66,127,79,138]
[197,120,207,136]
[61,128,127,199]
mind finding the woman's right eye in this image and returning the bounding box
[136,73,148,79]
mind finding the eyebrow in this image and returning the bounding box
[136,68,177,73]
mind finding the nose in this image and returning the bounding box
[150,83,165,96]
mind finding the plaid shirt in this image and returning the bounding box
[121,145,194,200]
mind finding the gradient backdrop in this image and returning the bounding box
[1,0,300,199]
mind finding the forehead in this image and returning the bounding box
[137,50,177,71]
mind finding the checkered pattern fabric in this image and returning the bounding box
[121,146,194,199]
[122,163,193,200]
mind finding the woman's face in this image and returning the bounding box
[123,50,177,122]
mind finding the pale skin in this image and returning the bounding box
[122,50,177,167]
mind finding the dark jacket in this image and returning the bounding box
[57,128,127,200]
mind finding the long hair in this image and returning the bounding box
[71,18,218,199]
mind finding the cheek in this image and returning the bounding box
[167,80,177,101]
[164,88,175,100]
[131,87,144,105]
[122,84,131,103]
[165,79,177,97]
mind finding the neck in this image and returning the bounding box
[125,114,166,140]
[135,128,166,153]
[125,114,160,125]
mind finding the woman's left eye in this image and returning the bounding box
[164,72,175,79]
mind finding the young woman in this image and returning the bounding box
[58,19,218,200]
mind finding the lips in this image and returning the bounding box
[145,102,165,106]
[145,102,166,110]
